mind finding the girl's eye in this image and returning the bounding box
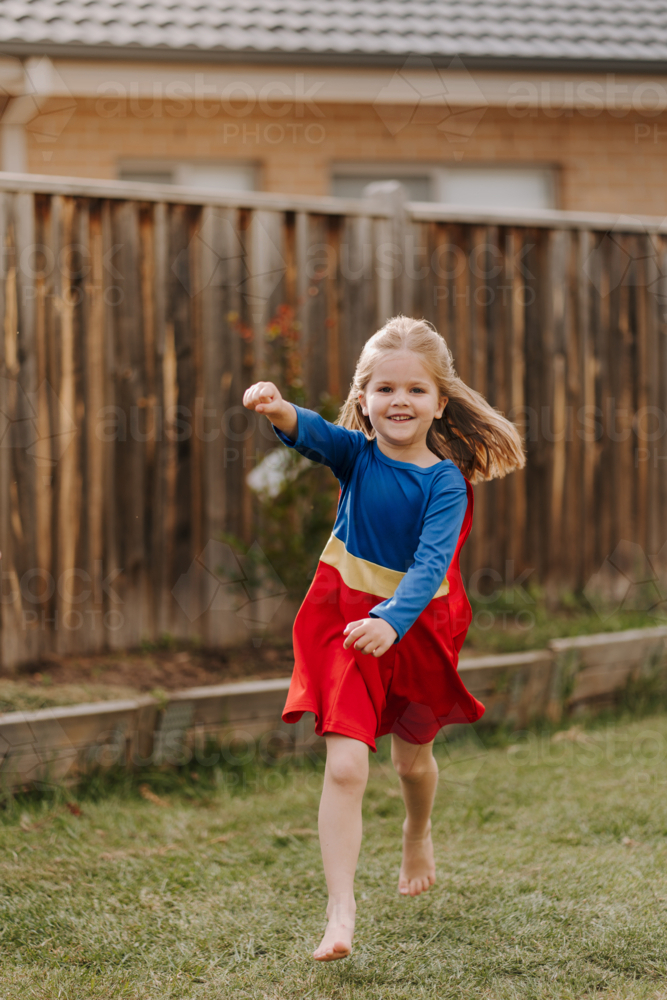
[376,386,427,393]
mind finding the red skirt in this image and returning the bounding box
[282,478,485,751]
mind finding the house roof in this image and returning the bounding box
[1,0,667,70]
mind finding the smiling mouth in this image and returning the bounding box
[388,414,413,422]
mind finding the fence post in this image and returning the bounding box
[363,180,409,323]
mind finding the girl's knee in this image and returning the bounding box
[392,749,437,782]
[328,758,367,789]
[325,749,368,790]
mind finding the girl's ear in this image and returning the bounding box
[435,395,448,420]
[358,390,368,416]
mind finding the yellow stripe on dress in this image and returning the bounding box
[319,533,450,600]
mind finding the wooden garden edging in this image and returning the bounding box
[1,626,666,792]
[549,625,667,710]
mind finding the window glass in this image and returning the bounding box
[331,173,432,201]
[174,164,256,190]
[437,168,555,210]
[118,163,256,191]
[119,170,175,184]
[331,166,556,209]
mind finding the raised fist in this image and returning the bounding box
[242,381,284,416]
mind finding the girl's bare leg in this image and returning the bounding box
[314,733,369,961]
[391,734,438,897]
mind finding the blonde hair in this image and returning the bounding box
[336,315,526,483]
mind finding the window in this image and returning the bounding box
[332,172,433,202]
[331,163,556,210]
[119,170,174,185]
[118,161,258,191]
[436,168,555,211]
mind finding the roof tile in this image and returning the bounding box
[1,0,667,62]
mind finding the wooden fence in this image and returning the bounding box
[0,172,665,668]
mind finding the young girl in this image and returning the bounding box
[243,315,525,962]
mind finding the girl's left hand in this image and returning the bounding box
[343,618,397,657]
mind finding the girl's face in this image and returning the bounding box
[358,350,447,451]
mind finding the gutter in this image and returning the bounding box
[0,42,665,76]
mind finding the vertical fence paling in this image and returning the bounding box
[0,181,665,667]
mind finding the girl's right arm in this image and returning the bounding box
[243,380,364,481]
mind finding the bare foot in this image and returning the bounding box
[313,899,355,961]
[399,818,436,897]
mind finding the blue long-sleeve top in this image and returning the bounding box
[273,404,469,642]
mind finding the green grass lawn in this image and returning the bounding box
[2,712,667,999]
[463,584,667,656]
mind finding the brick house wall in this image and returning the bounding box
[27,94,667,216]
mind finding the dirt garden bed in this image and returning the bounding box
[0,638,297,714]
